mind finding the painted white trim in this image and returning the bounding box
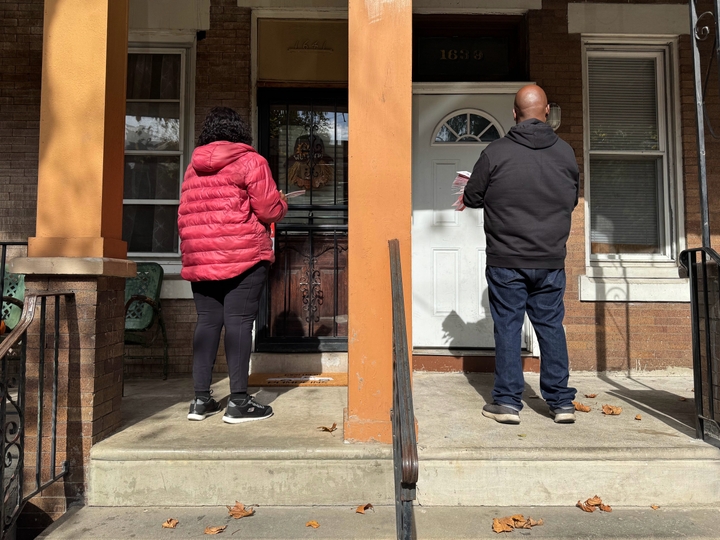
[568,3,690,36]
[413,82,533,95]
[579,276,690,303]
[128,30,198,43]
[240,1,541,12]
[160,276,194,299]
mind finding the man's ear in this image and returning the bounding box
[545,104,550,118]
[512,108,518,122]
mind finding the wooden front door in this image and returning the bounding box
[256,88,348,352]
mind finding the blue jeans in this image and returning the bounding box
[486,266,576,411]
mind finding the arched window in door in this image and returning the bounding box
[432,109,503,145]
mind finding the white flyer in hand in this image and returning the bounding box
[452,171,471,211]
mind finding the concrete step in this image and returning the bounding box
[88,373,720,508]
[39,504,720,539]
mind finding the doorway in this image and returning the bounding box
[256,88,349,352]
[411,87,534,353]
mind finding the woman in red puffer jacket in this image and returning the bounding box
[178,107,287,424]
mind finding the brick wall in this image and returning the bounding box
[0,0,42,242]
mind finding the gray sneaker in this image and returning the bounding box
[550,406,576,424]
[482,403,520,424]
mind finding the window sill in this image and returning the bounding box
[578,275,689,303]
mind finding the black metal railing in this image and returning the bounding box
[0,292,74,539]
[680,248,720,448]
[388,239,418,540]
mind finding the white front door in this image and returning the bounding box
[411,89,532,351]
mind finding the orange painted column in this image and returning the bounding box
[344,0,413,443]
[29,0,129,259]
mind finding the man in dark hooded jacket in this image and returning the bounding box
[463,84,579,425]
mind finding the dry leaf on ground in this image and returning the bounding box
[573,401,591,413]
[602,404,622,415]
[318,423,337,433]
[306,520,320,528]
[679,397,687,402]
[161,518,179,529]
[492,514,543,533]
[204,525,227,535]
[635,414,642,421]
[651,505,660,510]
[227,501,255,519]
[356,503,374,514]
[577,495,612,513]
[584,393,598,398]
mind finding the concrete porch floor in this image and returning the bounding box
[40,371,720,539]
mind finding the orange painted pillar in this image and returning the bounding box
[344,0,413,443]
[29,0,129,259]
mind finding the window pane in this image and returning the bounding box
[125,102,180,151]
[590,158,661,254]
[127,54,181,100]
[469,114,490,136]
[589,57,659,151]
[479,125,500,142]
[124,156,180,199]
[435,125,457,142]
[446,115,468,137]
[123,205,179,253]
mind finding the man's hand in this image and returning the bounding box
[278,190,288,202]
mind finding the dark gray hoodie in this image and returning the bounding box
[463,118,579,269]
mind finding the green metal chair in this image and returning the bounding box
[124,262,169,382]
[2,269,24,333]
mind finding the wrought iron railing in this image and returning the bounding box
[680,248,720,448]
[0,291,74,539]
[388,239,418,540]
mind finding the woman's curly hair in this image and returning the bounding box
[197,106,253,147]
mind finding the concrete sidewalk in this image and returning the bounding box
[38,504,720,539]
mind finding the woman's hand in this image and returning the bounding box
[278,190,288,202]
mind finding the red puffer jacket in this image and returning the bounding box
[178,141,288,282]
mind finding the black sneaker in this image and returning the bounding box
[222,395,273,424]
[482,402,521,424]
[187,397,221,421]
[549,406,576,424]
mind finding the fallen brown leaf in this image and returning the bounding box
[204,525,227,535]
[586,495,603,506]
[492,518,514,533]
[306,520,320,528]
[651,505,660,510]
[599,504,612,512]
[584,393,598,398]
[356,503,374,514]
[573,401,591,413]
[227,501,254,519]
[491,515,543,533]
[318,423,337,433]
[679,397,687,402]
[635,414,642,421]
[162,518,179,529]
[602,404,622,415]
[576,500,596,513]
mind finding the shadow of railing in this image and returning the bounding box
[0,292,74,539]
[389,239,418,540]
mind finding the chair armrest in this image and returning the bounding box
[2,296,24,309]
[124,295,160,316]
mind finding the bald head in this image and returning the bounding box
[513,85,549,124]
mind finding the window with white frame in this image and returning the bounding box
[123,48,187,256]
[584,42,682,267]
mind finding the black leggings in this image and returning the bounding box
[190,262,268,394]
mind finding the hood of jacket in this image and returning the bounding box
[506,118,558,150]
[191,141,255,174]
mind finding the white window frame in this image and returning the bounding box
[124,43,196,273]
[431,108,504,146]
[580,36,688,302]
